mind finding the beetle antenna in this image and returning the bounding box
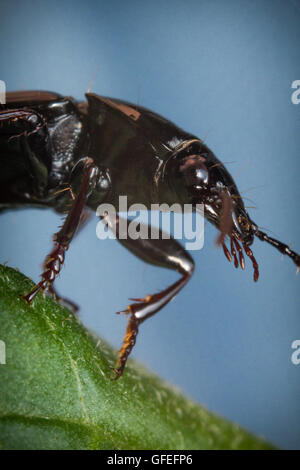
[254,228,300,268]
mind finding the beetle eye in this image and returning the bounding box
[179,155,209,187]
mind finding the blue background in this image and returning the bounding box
[0,0,299,449]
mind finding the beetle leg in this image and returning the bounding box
[112,314,139,380]
[113,270,193,379]
[43,209,92,313]
[0,108,51,200]
[0,108,46,140]
[22,159,98,304]
[99,212,195,379]
[45,284,79,314]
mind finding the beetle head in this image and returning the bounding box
[166,139,260,280]
[166,140,254,241]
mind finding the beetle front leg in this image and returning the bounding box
[22,158,98,305]
[100,213,195,379]
[43,209,92,313]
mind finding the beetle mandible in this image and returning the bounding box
[1,90,299,379]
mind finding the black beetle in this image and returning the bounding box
[1,90,299,378]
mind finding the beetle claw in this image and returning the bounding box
[110,366,122,381]
[128,295,152,303]
[128,296,152,303]
[116,308,129,315]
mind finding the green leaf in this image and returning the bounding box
[0,265,274,450]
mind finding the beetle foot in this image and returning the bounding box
[46,286,79,314]
[46,283,78,313]
[113,313,139,379]
[110,367,123,381]
[22,280,47,303]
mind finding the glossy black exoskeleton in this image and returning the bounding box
[1,90,299,378]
